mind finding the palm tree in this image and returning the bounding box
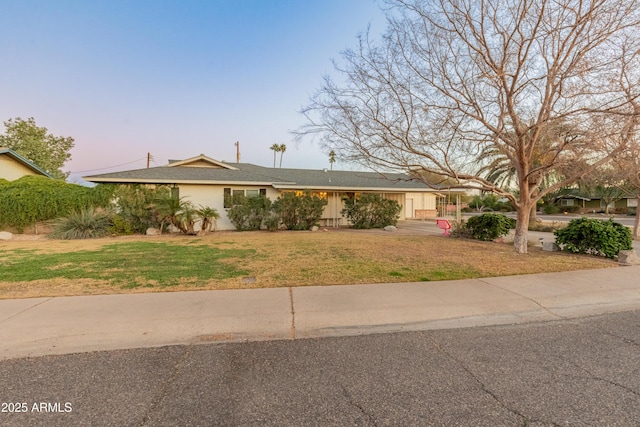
[278,144,286,168]
[154,193,195,234]
[328,150,336,171]
[269,144,280,168]
[197,205,220,234]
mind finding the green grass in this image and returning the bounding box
[0,241,253,289]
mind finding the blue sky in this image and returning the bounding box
[0,0,386,182]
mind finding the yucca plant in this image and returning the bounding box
[49,207,112,239]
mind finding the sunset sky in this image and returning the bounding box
[0,0,386,182]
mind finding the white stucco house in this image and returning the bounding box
[84,154,449,231]
[0,147,53,181]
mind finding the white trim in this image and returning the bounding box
[166,154,238,170]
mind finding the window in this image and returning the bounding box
[171,186,180,199]
[560,199,574,206]
[224,188,232,208]
[224,188,268,208]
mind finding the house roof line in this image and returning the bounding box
[272,184,436,192]
[0,147,54,178]
[83,178,277,186]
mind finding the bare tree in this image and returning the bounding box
[299,0,640,253]
[578,164,631,214]
[616,144,640,239]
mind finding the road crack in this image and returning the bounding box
[340,383,377,426]
[133,346,192,427]
[428,337,559,427]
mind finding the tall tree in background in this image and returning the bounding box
[328,150,336,171]
[278,144,286,168]
[0,117,74,180]
[269,143,280,168]
[299,0,640,253]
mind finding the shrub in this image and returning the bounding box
[0,176,112,232]
[226,195,272,231]
[109,213,135,235]
[554,217,632,259]
[449,220,473,238]
[543,204,560,214]
[465,213,516,241]
[341,194,402,229]
[109,184,164,233]
[263,212,281,231]
[273,191,327,230]
[49,207,112,239]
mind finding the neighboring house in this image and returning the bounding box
[0,147,53,180]
[554,191,638,212]
[84,154,449,231]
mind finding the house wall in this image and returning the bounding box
[176,184,437,230]
[177,184,279,231]
[404,192,437,218]
[0,154,40,181]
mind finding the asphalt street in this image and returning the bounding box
[2,310,640,426]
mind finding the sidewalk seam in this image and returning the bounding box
[478,279,566,320]
[1,298,53,322]
[289,287,296,340]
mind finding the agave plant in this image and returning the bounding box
[49,207,112,239]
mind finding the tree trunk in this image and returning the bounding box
[514,205,532,254]
[634,197,640,240]
[530,204,537,224]
[201,218,211,234]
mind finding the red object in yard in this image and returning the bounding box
[436,219,451,236]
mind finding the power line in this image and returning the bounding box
[70,156,148,174]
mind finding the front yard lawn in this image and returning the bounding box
[0,230,615,299]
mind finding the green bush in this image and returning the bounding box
[554,217,632,259]
[341,194,402,229]
[263,212,281,231]
[109,184,165,233]
[108,213,135,235]
[0,176,112,232]
[465,213,516,241]
[226,194,272,231]
[49,207,112,239]
[543,204,560,214]
[273,191,327,230]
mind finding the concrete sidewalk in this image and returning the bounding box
[2,265,640,360]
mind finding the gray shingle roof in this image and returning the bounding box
[84,162,441,191]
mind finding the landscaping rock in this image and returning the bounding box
[384,225,397,232]
[310,226,319,232]
[542,242,560,252]
[0,231,13,240]
[618,250,640,266]
[146,228,161,236]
